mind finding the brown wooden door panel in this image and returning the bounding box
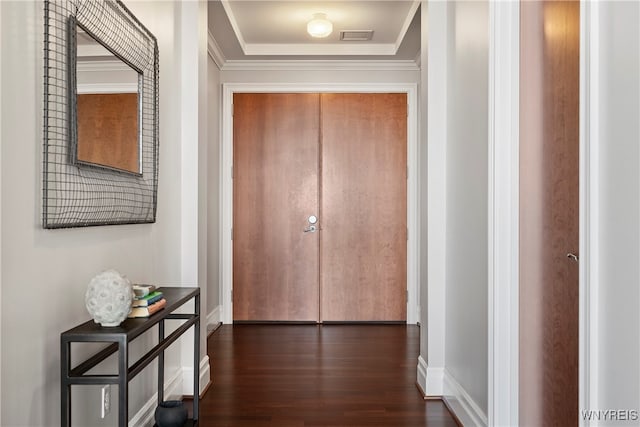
[233,93,320,321]
[320,93,407,321]
[520,1,580,425]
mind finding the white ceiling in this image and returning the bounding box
[208,0,421,63]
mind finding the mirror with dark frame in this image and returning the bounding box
[42,0,159,229]
[70,18,143,175]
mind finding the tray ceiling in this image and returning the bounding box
[208,0,421,62]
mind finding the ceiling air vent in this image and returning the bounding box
[340,30,374,41]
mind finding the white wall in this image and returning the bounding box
[418,0,448,399]
[444,0,489,417]
[168,0,211,395]
[419,1,429,361]
[594,1,640,424]
[0,1,3,422]
[419,3,489,423]
[207,56,221,321]
[0,1,208,425]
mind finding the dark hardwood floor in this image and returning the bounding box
[196,324,458,427]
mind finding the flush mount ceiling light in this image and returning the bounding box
[307,13,333,38]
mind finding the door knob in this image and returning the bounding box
[304,215,318,233]
[566,253,579,262]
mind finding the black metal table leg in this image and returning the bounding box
[194,293,200,423]
[61,338,71,427]
[118,338,128,427]
[158,318,165,403]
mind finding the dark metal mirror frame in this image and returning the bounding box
[43,0,159,228]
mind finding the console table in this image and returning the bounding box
[61,287,200,426]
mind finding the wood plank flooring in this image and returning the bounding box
[196,324,458,427]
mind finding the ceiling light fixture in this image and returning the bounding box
[307,13,333,38]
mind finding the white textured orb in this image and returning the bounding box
[85,269,133,327]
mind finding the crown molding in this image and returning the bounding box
[207,31,419,71]
[395,1,421,52]
[414,49,422,68]
[207,30,226,69]
[241,43,398,56]
[220,59,420,72]
[220,0,248,53]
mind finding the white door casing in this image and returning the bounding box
[487,1,520,425]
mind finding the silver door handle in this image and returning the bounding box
[304,225,317,233]
[567,253,579,262]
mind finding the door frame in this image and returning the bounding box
[578,1,599,423]
[220,83,419,324]
[488,1,596,424]
[487,1,520,424]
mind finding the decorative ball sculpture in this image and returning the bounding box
[85,269,133,327]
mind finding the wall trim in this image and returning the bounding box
[414,49,421,68]
[395,1,422,53]
[207,30,226,70]
[579,1,600,424]
[220,82,420,325]
[128,368,183,427]
[443,369,489,427]
[416,355,428,395]
[182,355,212,397]
[416,356,444,397]
[487,1,520,425]
[219,0,247,53]
[207,304,222,326]
[219,59,419,71]
[242,42,399,56]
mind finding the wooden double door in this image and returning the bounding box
[233,93,407,322]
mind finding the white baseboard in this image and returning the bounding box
[182,355,211,396]
[129,356,211,427]
[128,368,183,427]
[443,369,488,427]
[417,355,428,395]
[416,356,444,397]
[207,305,221,326]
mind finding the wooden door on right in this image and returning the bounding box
[520,1,580,425]
[320,93,407,322]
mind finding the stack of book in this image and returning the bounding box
[128,285,167,318]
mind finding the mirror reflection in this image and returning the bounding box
[75,25,142,174]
